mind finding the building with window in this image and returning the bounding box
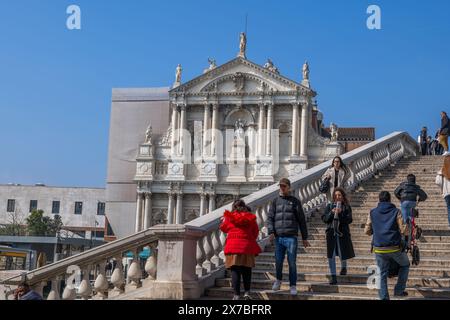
[0,184,107,240]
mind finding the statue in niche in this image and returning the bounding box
[234,119,246,141]
[145,125,152,144]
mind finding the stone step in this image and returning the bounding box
[306,234,450,243]
[204,287,379,300]
[308,223,450,230]
[220,272,450,288]
[251,265,450,278]
[306,229,450,237]
[261,246,450,257]
[254,254,450,268]
[310,214,449,220]
[209,280,450,299]
[266,240,450,250]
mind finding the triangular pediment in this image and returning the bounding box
[169,57,315,97]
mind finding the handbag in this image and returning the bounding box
[319,177,331,194]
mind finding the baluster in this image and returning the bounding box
[196,238,207,277]
[202,233,215,273]
[47,276,60,300]
[144,245,157,280]
[261,204,268,237]
[255,206,263,240]
[62,273,77,300]
[126,248,142,291]
[93,261,109,299]
[110,255,125,297]
[211,229,223,268]
[219,230,226,260]
[78,265,93,300]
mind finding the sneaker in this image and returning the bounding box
[290,286,297,295]
[329,275,337,285]
[243,292,252,300]
[232,295,240,300]
[340,268,347,276]
[272,280,281,291]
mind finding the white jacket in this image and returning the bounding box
[435,170,450,198]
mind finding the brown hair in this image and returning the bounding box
[232,200,250,212]
[333,187,349,205]
[443,156,450,180]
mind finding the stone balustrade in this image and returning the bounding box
[1,131,418,300]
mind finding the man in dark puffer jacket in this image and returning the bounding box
[394,174,427,223]
[266,178,310,296]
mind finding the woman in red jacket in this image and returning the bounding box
[220,200,261,300]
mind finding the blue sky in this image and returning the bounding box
[0,0,449,187]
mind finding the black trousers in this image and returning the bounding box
[230,266,252,295]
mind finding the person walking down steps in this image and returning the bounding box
[220,200,262,300]
[321,188,355,285]
[266,178,310,296]
[321,156,351,203]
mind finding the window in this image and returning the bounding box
[74,202,83,215]
[52,201,60,214]
[7,199,15,213]
[29,200,38,212]
[97,202,105,215]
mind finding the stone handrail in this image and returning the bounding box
[1,131,418,300]
[1,228,159,300]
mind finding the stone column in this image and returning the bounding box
[167,192,175,224]
[258,103,265,156]
[266,104,274,156]
[178,104,187,156]
[210,104,219,156]
[175,192,184,224]
[203,104,210,157]
[171,104,179,156]
[135,192,144,233]
[300,102,309,157]
[199,192,207,216]
[143,192,152,229]
[292,103,299,156]
[208,193,216,213]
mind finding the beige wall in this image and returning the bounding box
[106,88,170,238]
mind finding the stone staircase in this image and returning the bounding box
[204,156,450,300]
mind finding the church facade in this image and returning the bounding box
[131,36,344,233]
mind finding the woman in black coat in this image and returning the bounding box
[321,187,355,285]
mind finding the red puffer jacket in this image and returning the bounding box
[220,210,262,256]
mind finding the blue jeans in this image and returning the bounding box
[275,236,298,287]
[375,251,410,300]
[445,195,450,227]
[328,236,347,276]
[400,201,416,247]
[400,201,416,223]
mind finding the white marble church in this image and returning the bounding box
[130,33,344,233]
